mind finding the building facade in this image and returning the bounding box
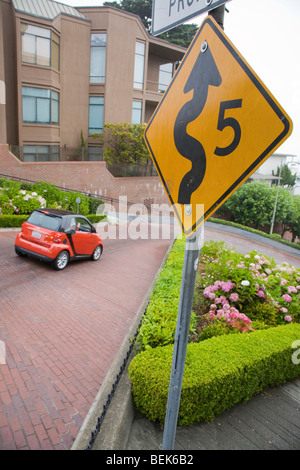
[0,0,186,163]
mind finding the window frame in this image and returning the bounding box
[133,41,145,90]
[21,23,60,71]
[22,87,59,125]
[132,100,142,124]
[88,96,104,134]
[90,33,107,84]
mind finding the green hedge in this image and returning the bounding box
[136,238,188,350]
[0,213,106,228]
[129,323,300,426]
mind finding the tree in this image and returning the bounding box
[103,0,197,47]
[91,122,150,168]
[272,164,296,189]
[281,194,300,242]
[103,0,152,30]
[223,182,273,228]
[222,181,292,230]
[159,24,198,48]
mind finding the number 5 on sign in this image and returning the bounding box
[144,16,292,237]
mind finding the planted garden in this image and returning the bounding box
[0,177,105,225]
[129,237,300,426]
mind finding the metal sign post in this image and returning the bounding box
[145,4,292,451]
[162,226,202,450]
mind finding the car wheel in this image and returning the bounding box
[15,247,27,257]
[53,250,70,270]
[91,245,102,261]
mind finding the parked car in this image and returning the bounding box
[15,208,103,270]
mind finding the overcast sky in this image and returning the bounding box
[55,0,300,160]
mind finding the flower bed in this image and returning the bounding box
[130,236,300,427]
[0,178,103,216]
[136,238,300,351]
[195,240,300,341]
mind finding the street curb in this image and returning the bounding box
[71,239,175,451]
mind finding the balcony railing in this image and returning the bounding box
[146,80,167,94]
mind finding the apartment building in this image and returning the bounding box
[0,0,186,162]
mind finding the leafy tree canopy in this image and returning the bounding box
[103,0,197,47]
[91,122,149,167]
[222,181,294,231]
[272,164,297,189]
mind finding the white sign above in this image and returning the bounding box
[151,0,230,36]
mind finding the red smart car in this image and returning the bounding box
[15,208,103,270]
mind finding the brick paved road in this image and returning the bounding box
[0,229,173,450]
[1,222,299,450]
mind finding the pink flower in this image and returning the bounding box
[284,315,292,323]
[287,286,297,294]
[257,290,265,299]
[280,307,288,313]
[220,281,234,292]
[229,293,239,302]
[282,294,292,303]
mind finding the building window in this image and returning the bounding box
[134,41,145,90]
[89,96,104,134]
[22,87,59,124]
[90,33,107,83]
[21,23,60,70]
[132,101,142,124]
[23,145,60,162]
[158,63,173,92]
[88,147,103,161]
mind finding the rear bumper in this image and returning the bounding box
[15,245,54,263]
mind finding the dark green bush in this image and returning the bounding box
[129,324,300,426]
[0,214,28,227]
[0,213,106,228]
[88,196,104,214]
[242,299,278,326]
[136,238,190,350]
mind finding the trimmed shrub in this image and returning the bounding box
[0,213,105,228]
[0,214,28,227]
[136,238,189,350]
[129,324,300,426]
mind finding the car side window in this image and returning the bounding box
[76,217,91,233]
[70,217,76,231]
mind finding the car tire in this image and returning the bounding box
[15,247,27,257]
[53,250,70,270]
[91,245,102,261]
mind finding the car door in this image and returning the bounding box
[71,217,96,255]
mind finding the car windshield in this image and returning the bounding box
[27,211,61,231]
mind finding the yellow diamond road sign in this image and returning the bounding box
[144,17,293,237]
